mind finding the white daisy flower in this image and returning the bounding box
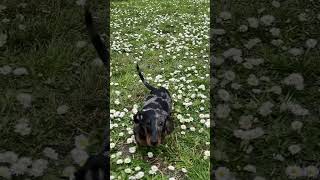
[247,74,259,86]
[234,127,265,140]
[286,165,303,179]
[298,13,307,21]
[212,28,226,35]
[270,28,280,36]
[124,168,132,174]
[305,39,317,48]
[129,147,136,154]
[304,165,319,178]
[215,167,231,180]
[291,121,303,131]
[14,118,31,136]
[147,152,153,158]
[10,157,32,175]
[16,93,32,108]
[124,158,131,164]
[0,65,12,75]
[239,115,252,129]
[181,168,188,173]
[271,39,283,46]
[224,71,236,81]
[288,48,304,56]
[57,104,69,115]
[269,85,282,95]
[62,166,76,178]
[260,15,275,26]
[239,25,248,32]
[283,73,304,90]
[28,159,48,177]
[258,101,274,116]
[168,165,175,171]
[75,134,89,149]
[243,164,256,173]
[271,0,280,8]
[0,151,18,164]
[223,48,242,58]
[116,159,123,164]
[43,147,58,160]
[13,67,28,76]
[0,166,11,179]
[244,38,261,49]
[273,154,285,161]
[135,171,144,179]
[247,17,259,28]
[70,148,89,165]
[76,0,86,6]
[288,144,301,155]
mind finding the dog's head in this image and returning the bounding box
[134,110,167,147]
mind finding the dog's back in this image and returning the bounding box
[136,64,172,113]
[143,89,171,115]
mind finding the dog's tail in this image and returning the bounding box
[136,64,157,91]
[85,7,109,65]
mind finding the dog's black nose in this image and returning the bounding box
[151,141,157,146]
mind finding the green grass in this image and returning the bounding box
[212,0,320,179]
[110,0,210,179]
[0,0,107,179]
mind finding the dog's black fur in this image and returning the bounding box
[84,7,108,65]
[134,64,174,147]
[69,7,109,180]
[74,154,106,180]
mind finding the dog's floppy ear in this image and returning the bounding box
[134,112,141,124]
[165,116,174,134]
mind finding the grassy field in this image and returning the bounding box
[110,0,210,179]
[212,0,320,179]
[0,0,107,179]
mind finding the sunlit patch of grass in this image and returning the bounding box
[110,0,210,179]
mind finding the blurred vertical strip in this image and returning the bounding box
[104,0,110,177]
[209,0,214,179]
[106,0,110,176]
[211,0,320,179]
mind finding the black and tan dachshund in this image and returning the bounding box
[134,64,174,147]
